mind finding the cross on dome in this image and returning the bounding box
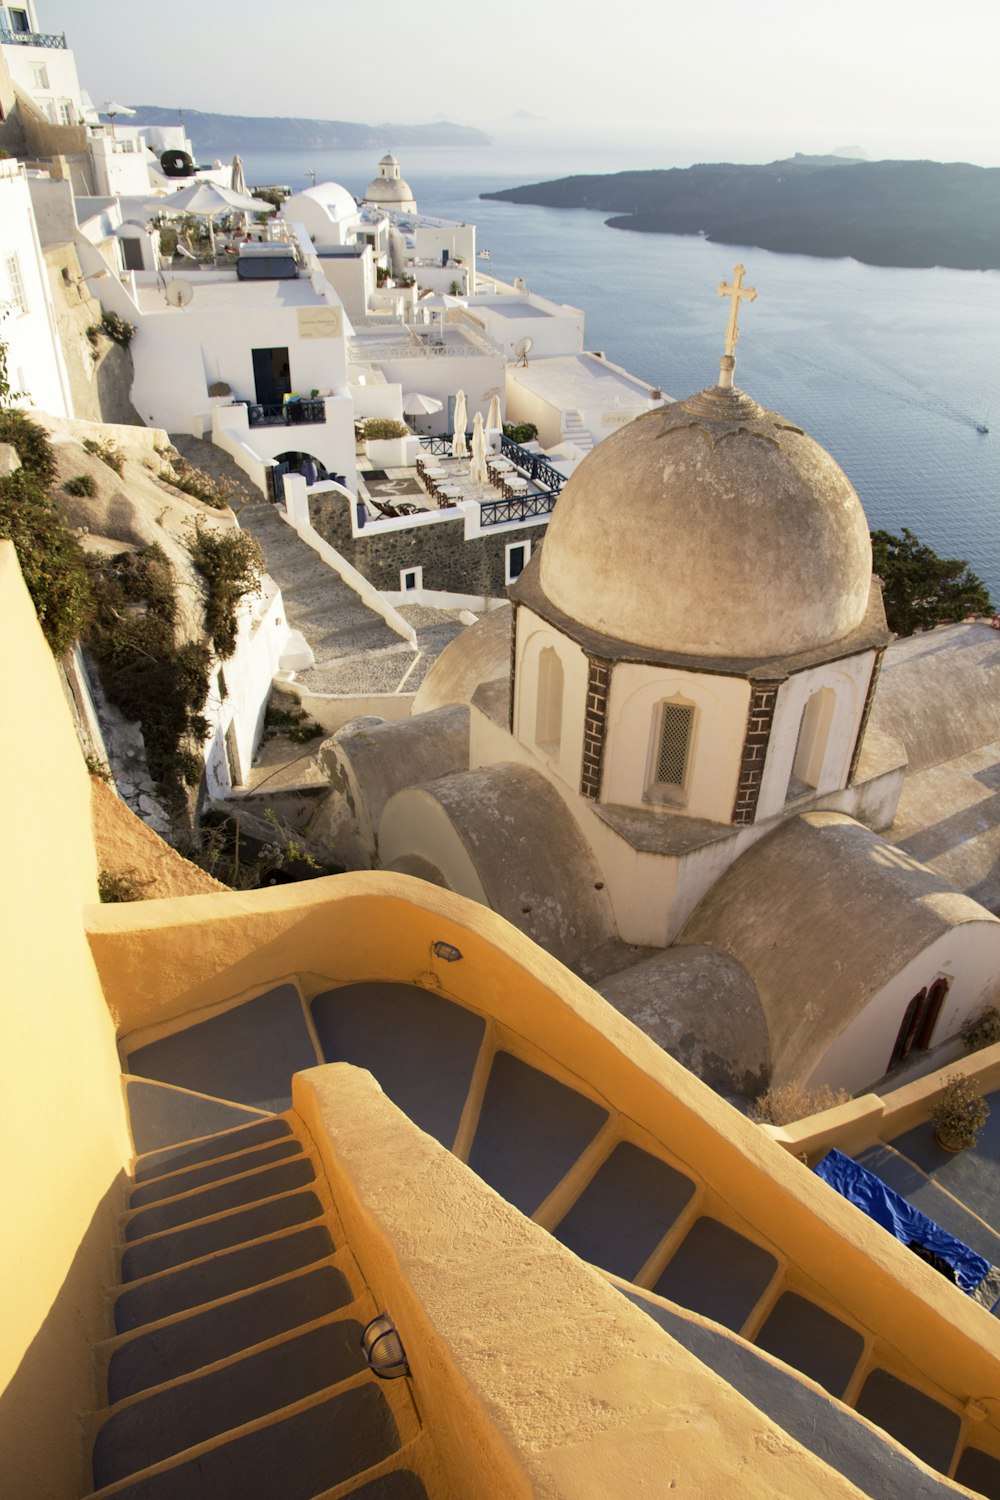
[716,264,757,388]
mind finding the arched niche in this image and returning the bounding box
[603,667,749,821]
[513,615,588,786]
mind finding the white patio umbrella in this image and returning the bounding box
[143,181,275,255]
[486,393,502,433]
[401,392,443,417]
[451,389,468,458]
[101,100,135,140]
[470,411,489,484]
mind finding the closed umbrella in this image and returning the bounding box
[451,389,468,458]
[486,393,502,433]
[230,154,248,197]
[470,411,489,484]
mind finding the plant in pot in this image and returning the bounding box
[931,1073,990,1152]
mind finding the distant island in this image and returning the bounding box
[483,156,1000,270]
[128,106,491,154]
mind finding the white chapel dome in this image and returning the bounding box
[363,152,416,209]
[537,382,873,659]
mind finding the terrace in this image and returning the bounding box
[353,434,563,531]
[0,25,65,45]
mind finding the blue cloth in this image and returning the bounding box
[815,1148,989,1292]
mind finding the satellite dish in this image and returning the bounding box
[164,278,193,308]
[514,335,533,366]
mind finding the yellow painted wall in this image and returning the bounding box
[0,545,131,1497]
[294,1065,867,1500]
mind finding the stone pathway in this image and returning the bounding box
[168,435,466,695]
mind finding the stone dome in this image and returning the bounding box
[363,152,416,209]
[537,382,873,659]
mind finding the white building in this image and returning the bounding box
[362,152,416,214]
[0,154,71,415]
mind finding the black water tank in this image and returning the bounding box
[160,149,194,178]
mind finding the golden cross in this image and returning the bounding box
[717,264,757,357]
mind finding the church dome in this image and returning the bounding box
[537,381,873,659]
[363,152,416,209]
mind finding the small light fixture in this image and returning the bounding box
[361,1313,409,1379]
[431,940,463,963]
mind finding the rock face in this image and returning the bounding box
[484,158,1000,271]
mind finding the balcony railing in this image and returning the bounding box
[499,436,566,493]
[247,399,326,428]
[0,27,66,46]
[479,491,559,527]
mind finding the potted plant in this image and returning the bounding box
[363,417,416,469]
[931,1073,990,1152]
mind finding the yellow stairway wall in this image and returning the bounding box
[0,544,131,1498]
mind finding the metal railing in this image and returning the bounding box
[0,27,66,46]
[418,436,453,456]
[499,435,565,493]
[247,399,326,428]
[479,491,559,527]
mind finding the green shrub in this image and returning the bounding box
[363,418,410,441]
[188,525,264,658]
[0,408,57,483]
[87,544,212,812]
[64,473,97,497]
[98,870,146,902]
[265,702,325,743]
[962,1006,1000,1053]
[160,456,238,510]
[83,437,125,474]
[0,466,93,652]
[502,421,539,445]
[100,311,135,348]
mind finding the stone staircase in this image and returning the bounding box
[116,980,1000,1498]
[560,409,593,453]
[85,1113,431,1499]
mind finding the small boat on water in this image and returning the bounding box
[976,423,989,434]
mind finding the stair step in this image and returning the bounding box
[125,985,318,1115]
[133,1117,293,1183]
[125,1157,315,1241]
[93,1319,369,1488]
[126,1080,273,1159]
[130,1138,303,1207]
[121,1192,324,1282]
[349,1474,430,1500]
[90,1380,400,1499]
[108,1265,354,1402]
[115,1225,334,1333]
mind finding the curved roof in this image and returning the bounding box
[295,181,358,222]
[378,763,616,967]
[677,810,997,1084]
[414,605,512,714]
[597,946,768,1099]
[536,384,873,659]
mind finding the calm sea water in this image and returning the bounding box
[238,144,1000,596]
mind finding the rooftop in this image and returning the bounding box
[508,351,666,408]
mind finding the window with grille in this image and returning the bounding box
[655,703,694,789]
[6,254,28,316]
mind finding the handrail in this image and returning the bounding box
[479,491,559,527]
[246,398,327,428]
[0,27,67,46]
[499,435,565,492]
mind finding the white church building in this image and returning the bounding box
[312,281,1000,1101]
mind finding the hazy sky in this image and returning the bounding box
[38,0,999,164]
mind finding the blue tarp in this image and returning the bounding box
[815,1148,989,1293]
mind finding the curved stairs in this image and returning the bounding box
[85,1113,431,1499]
[112,980,1000,1500]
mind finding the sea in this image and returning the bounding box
[235,143,1000,596]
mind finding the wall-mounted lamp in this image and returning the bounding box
[431,940,463,963]
[361,1313,409,1379]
